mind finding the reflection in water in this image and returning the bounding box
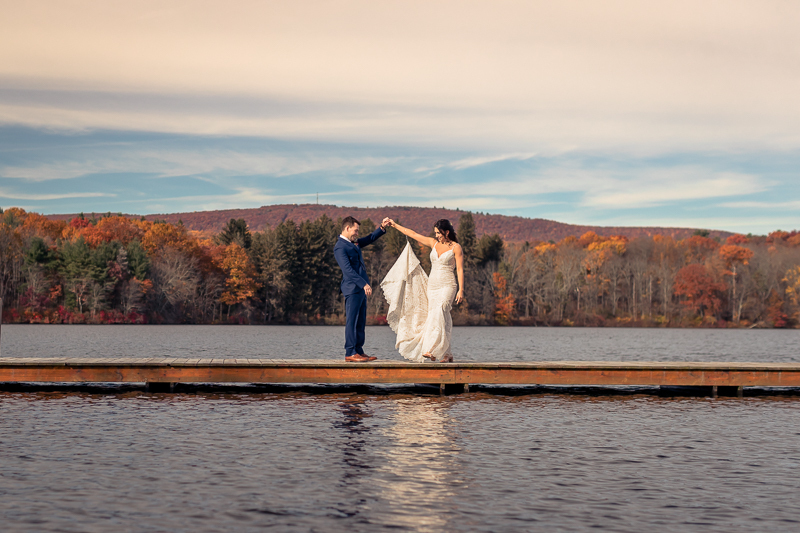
[332,401,374,517]
[373,398,464,532]
[335,401,373,475]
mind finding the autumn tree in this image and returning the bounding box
[493,271,515,325]
[674,264,727,319]
[0,223,24,307]
[148,248,200,322]
[719,244,754,321]
[213,243,259,320]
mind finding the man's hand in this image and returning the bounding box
[380,217,391,230]
[364,284,373,297]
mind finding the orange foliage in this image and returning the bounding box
[142,222,198,255]
[719,245,754,266]
[4,207,27,219]
[76,216,146,247]
[767,230,800,245]
[21,213,67,241]
[767,290,790,328]
[578,231,602,247]
[681,235,719,263]
[682,235,719,250]
[212,244,260,306]
[534,242,556,255]
[583,248,611,277]
[493,272,516,325]
[726,234,749,245]
[587,237,627,256]
[784,267,800,306]
[674,264,727,316]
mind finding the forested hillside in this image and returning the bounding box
[47,204,733,243]
[3,207,799,328]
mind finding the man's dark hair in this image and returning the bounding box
[342,216,360,231]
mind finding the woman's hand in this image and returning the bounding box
[455,290,464,304]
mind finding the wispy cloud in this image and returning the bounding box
[583,172,767,208]
[415,152,537,174]
[717,200,800,209]
[0,188,114,201]
[0,149,408,182]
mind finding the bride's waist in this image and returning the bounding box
[428,269,456,283]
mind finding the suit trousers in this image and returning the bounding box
[344,291,367,357]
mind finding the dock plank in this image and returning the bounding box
[0,358,799,387]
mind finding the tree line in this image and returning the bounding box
[1,207,799,327]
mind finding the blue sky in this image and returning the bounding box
[1,1,799,234]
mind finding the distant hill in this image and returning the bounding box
[49,204,733,243]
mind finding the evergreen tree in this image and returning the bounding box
[216,218,252,249]
[126,240,150,279]
[384,225,406,257]
[250,229,290,322]
[25,237,56,267]
[297,216,338,318]
[274,220,300,319]
[458,212,477,266]
[476,234,504,267]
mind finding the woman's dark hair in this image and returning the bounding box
[433,219,458,243]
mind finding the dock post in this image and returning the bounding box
[440,383,445,396]
[716,385,744,398]
[146,382,176,393]
[711,385,718,398]
[463,383,470,393]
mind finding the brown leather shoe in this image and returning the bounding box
[361,354,377,361]
[345,354,370,362]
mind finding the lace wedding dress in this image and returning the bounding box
[381,242,457,362]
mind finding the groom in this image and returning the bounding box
[334,216,390,362]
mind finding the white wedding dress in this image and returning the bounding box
[381,242,457,362]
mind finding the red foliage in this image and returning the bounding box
[767,290,790,328]
[81,216,145,247]
[493,272,516,324]
[674,264,727,317]
[726,234,749,245]
[681,235,720,263]
[719,244,754,266]
[767,230,800,244]
[70,217,92,229]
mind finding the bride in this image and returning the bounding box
[380,219,464,362]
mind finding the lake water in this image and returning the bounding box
[4,324,800,362]
[1,326,800,532]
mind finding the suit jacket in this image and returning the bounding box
[334,227,386,295]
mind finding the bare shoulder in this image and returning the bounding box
[453,243,463,254]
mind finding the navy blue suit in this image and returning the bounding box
[334,227,386,357]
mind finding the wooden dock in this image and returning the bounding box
[1,358,799,393]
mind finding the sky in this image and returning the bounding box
[1,0,799,234]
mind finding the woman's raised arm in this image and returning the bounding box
[387,220,437,248]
